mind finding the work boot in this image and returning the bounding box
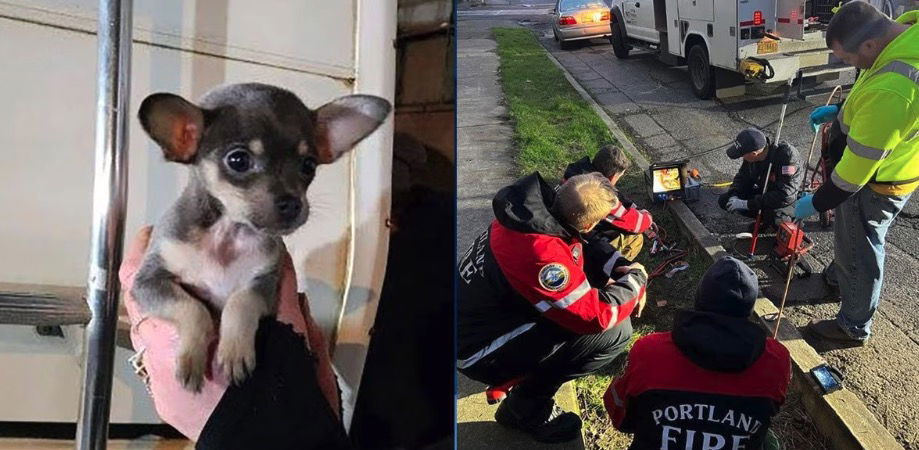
[805,319,867,347]
[494,393,582,443]
[822,271,841,301]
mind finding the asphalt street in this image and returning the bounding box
[458,1,919,446]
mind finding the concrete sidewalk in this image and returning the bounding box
[456,14,585,450]
[458,374,583,450]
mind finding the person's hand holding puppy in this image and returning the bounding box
[119,226,340,441]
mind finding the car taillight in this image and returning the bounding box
[753,10,763,25]
[559,15,577,25]
[601,11,610,21]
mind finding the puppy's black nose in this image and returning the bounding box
[275,195,302,221]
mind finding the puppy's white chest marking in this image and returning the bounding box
[160,220,274,308]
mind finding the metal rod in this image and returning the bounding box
[76,0,132,448]
[774,84,846,338]
[747,162,772,257]
[748,79,793,257]
[774,79,793,145]
[772,242,800,339]
[802,86,842,191]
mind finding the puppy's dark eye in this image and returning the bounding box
[225,149,253,173]
[301,157,317,176]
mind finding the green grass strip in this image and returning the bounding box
[493,27,615,178]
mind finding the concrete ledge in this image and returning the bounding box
[753,299,902,450]
[457,374,585,449]
[666,200,729,261]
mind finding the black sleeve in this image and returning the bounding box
[729,161,756,198]
[582,234,632,288]
[196,320,351,450]
[563,156,593,180]
[749,143,802,211]
[597,267,648,307]
[618,191,635,209]
[813,175,852,212]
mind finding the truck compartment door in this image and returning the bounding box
[775,0,805,40]
[677,0,713,21]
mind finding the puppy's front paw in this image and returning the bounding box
[217,334,256,385]
[176,347,208,392]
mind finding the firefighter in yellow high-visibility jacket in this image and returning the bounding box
[795,3,918,346]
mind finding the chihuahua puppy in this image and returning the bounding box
[132,83,390,392]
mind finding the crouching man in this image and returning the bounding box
[458,173,648,443]
[605,257,791,450]
[719,128,802,230]
[562,144,653,260]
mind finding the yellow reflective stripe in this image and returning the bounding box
[846,135,891,161]
[831,169,862,193]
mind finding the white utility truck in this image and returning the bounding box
[608,0,916,98]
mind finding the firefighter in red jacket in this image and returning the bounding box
[562,145,653,260]
[605,257,791,450]
[458,172,647,443]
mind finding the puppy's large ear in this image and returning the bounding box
[314,95,391,164]
[138,93,205,163]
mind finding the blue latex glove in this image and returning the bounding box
[809,105,839,132]
[795,193,818,219]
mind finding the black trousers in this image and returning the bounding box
[717,191,793,226]
[459,319,632,400]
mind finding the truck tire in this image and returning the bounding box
[688,43,715,99]
[609,20,629,58]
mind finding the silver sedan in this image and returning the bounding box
[551,0,611,49]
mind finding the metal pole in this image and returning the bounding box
[76,0,132,448]
[747,79,794,257]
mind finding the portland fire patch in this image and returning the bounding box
[539,263,570,292]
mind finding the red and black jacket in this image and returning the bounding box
[562,157,653,236]
[604,311,791,450]
[457,173,647,367]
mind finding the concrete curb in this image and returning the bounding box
[674,199,902,449]
[540,34,903,450]
[753,299,903,450]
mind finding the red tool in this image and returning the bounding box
[770,85,845,336]
[773,221,814,260]
[485,377,523,405]
[770,221,812,338]
[747,162,773,258]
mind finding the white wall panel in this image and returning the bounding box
[0,0,356,78]
[0,0,396,425]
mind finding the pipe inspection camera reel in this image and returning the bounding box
[769,219,816,279]
[645,160,702,204]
